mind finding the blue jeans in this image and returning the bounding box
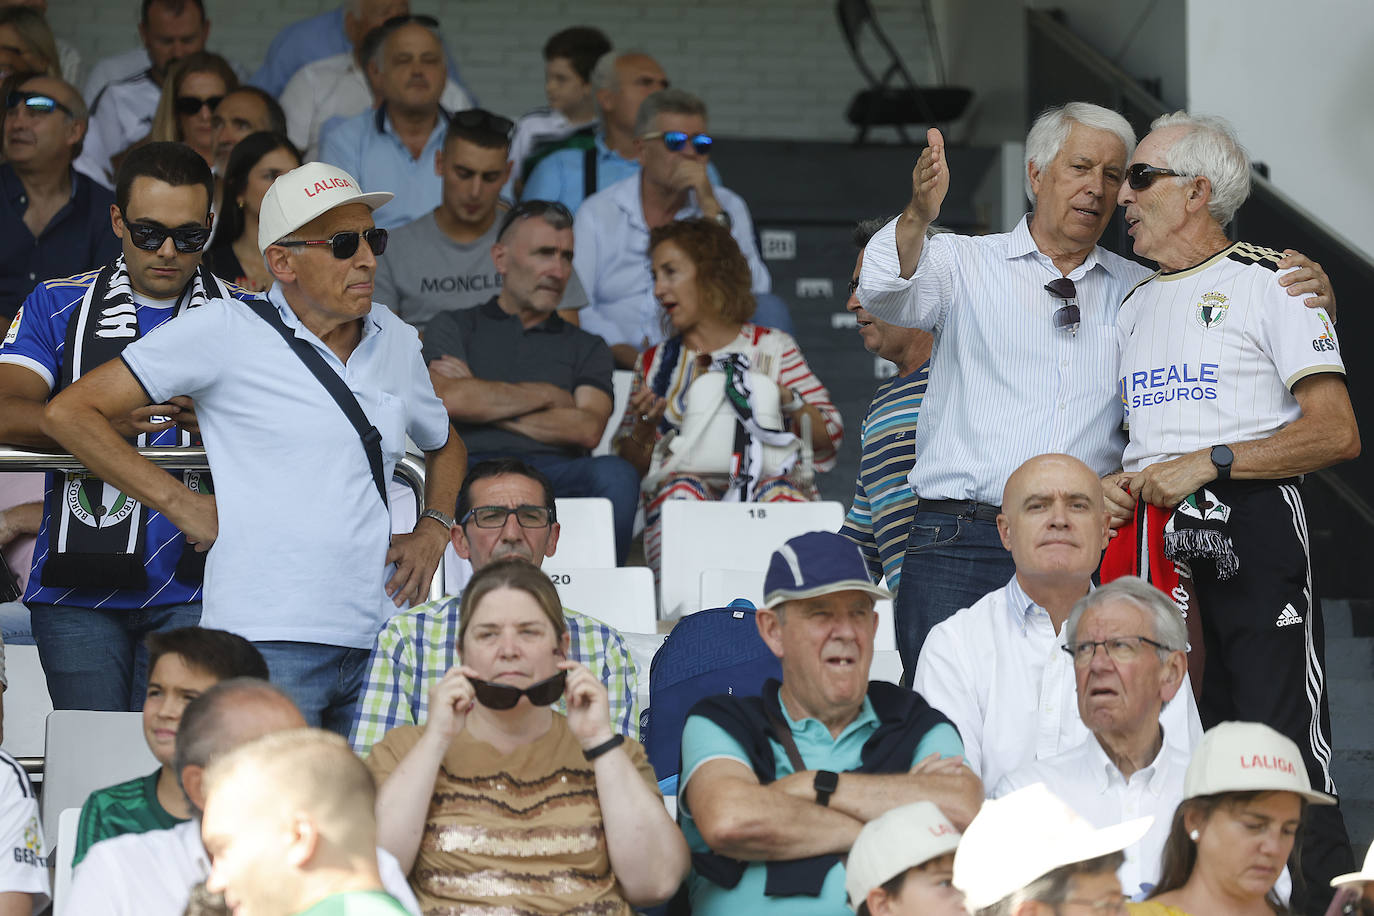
[471,452,640,566]
[253,642,370,737]
[0,601,34,645]
[29,601,203,710]
[894,511,1016,681]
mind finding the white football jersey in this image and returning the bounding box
[1117,242,1344,472]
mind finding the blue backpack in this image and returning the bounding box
[641,601,783,788]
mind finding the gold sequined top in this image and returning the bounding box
[367,716,659,916]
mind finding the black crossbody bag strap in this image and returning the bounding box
[244,299,388,508]
[763,697,808,775]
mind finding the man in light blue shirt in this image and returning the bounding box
[572,89,771,368]
[318,17,453,231]
[250,1,472,99]
[679,531,982,916]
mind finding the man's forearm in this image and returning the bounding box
[431,376,571,423]
[422,430,466,519]
[495,408,606,450]
[825,768,983,830]
[0,395,58,448]
[895,208,933,279]
[1230,412,1359,479]
[694,783,863,861]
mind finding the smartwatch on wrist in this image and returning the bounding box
[1210,444,1234,481]
[813,770,838,807]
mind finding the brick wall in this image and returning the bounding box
[47,0,941,141]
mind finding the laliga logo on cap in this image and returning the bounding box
[304,176,354,198]
[1240,754,1296,776]
[929,822,957,838]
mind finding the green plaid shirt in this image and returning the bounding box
[349,595,640,754]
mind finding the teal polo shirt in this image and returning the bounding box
[678,695,964,916]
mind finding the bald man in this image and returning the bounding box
[203,729,409,916]
[65,680,420,916]
[912,454,1202,791]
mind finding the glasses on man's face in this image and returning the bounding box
[1126,162,1184,191]
[1062,635,1171,668]
[642,130,713,155]
[462,505,554,529]
[275,228,388,260]
[468,670,566,710]
[1061,894,1130,914]
[6,90,74,118]
[451,107,514,139]
[494,199,573,241]
[120,210,211,253]
[1045,277,1080,333]
[174,94,223,117]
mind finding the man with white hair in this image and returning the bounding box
[856,107,1334,676]
[1108,110,1359,906]
[994,577,1190,899]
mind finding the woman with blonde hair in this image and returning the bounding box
[368,557,687,914]
[148,51,237,166]
[0,8,59,81]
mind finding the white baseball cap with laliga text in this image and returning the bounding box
[1184,720,1335,805]
[257,162,393,253]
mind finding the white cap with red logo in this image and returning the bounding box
[845,800,961,908]
[1184,720,1335,805]
[257,162,393,252]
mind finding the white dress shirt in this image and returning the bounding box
[280,52,474,160]
[74,69,160,188]
[912,575,1202,792]
[993,732,1188,899]
[856,215,1152,504]
[64,820,420,916]
[572,174,770,349]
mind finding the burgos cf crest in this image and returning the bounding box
[1196,291,1229,329]
[65,475,139,528]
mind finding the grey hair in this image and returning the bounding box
[973,853,1125,916]
[1148,110,1251,227]
[1064,575,1188,656]
[371,17,445,71]
[496,202,573,244]
[634,88,707,139]
[1024,102,1136,205]
[589,48,652,96]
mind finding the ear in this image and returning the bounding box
[452,523,472,560]
[490,241,508,274]
[1097,508,1111,552]
[558,628,571,659]
[1158,648,1187,703]
[69,116,88,150]
[755,606,785,660]
[285,811,318,868]
[866,885,892,916]
[1182,802,1205,836]
[263,245,295,284]
[593,86,614,117]
[1027,159,1044,201]
[635,136,647,164]
[181,764,206,810]
[1185,176,1213,214]
[997,512,1013,551]
[543,520,561,559]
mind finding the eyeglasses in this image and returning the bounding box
[461,504,555,529]
[174,94,223,117]
[641,130,713,155]
[1126,162,1185,191]
[1062,635,1173,667]
[468,670,566,710]
[1044,277,1080,333]
[5,90,73,118]
[495,199,573,241]
[275,228,388,260]
[120,211,211,253]
[451,107,514,139]
[1061,895,1130,914]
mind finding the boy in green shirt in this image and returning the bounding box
[72,627,268,864]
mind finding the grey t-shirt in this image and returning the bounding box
[374,210,589,332]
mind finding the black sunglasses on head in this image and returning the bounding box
[121,210,211,253]
[495,199,573,240]
[468,670,566,710]
[275,228,388,260]
[1045,277,1080,333]
[174,94,223,117]
[1126,162,1185,191]
[6,90,74,118]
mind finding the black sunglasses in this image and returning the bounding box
[1126,162,1185,191]
[121,211,211,253]
[276,228,388,260]
[495,199,573,240]
[467,670,566,710]
[174,94,223,117]
[451,107,514,138]
[6,90,73,118]
[1045,277,1080,333]
[641,130,713,155]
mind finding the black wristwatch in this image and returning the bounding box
[1210,444,1234,481]
[813,770,838,806]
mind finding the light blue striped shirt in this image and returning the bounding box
[857,215,1151,504]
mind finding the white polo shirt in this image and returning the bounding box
[993,732,1188,899]
[121,285,451,648]
[65,819,420,916]
[912,575,1202,792]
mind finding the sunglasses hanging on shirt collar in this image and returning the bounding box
[467,670,567,710]
[1045,277,1080,334]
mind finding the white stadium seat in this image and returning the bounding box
[54,806,80,909]
[658,500,846,619]
[543,498,616,570]
[546,567,656,635]
[593,370,635,457]
[1,644,52,765]
[40,711,157,841]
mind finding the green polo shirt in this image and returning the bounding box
[294,890,411,915]
[73,769,184,865]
